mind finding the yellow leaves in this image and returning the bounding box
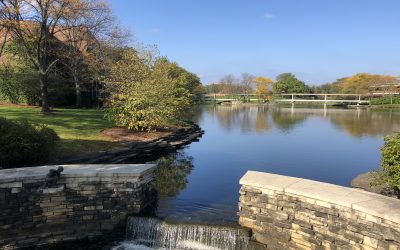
[253,76,274,101]
[254,77,273,85]
[340,73,398,94]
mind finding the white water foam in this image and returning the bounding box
[113,217,249,250]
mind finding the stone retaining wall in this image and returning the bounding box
[0,164,156,249]
[238,171,400,250]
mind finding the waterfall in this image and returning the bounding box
[113,217,249,250]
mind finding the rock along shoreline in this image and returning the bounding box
[61,124,204,165]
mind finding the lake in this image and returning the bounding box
[153,105,400,224]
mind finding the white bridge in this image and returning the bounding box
[276,93,370,105]
[203,93,372,105]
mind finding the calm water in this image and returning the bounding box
[153,105,400,224]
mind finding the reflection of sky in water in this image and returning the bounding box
[155,106,400,224]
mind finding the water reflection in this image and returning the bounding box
[270,107,307,133]
[200,105,400,137]
[328,109,400,137]
[154,152,194,197]
[204,105,272,133]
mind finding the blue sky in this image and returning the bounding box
[109,0,400,85]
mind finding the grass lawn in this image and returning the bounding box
[0,105,116,159]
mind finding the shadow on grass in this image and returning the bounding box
[54,139,116,161]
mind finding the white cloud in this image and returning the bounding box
[263,12,276,19]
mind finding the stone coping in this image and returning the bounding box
[0,164,156,182]
[240,171,400,224]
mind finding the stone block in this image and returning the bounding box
[363,236,379,248]
[42,186,64,194]
[240,171,303,192]
[0,182,22,188]
[353,197,400,224]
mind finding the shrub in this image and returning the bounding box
[370,96,400,105]
[0,117,59,168]
[373,133,400,195]
[105,49,192,131]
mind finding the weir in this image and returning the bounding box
[115,217,250,250]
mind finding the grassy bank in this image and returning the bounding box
[0,105,115,160]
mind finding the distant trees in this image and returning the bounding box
[340,73,398,94]
[313,73,399,94]
[204,74,251,95]
[312,81,342,94]
[253,77,273,101]
[240,73,255,98]
[273,73,312,94]
[205,73,314,98]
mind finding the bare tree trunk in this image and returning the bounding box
[74,74,82,107]
[39,72,50,113]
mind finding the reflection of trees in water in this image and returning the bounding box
[201,105,400,137]
[270,108,308,133]
[154,151,194,197]
[182,106,204,124]
[254,106,271,133]
[270,108,400,137]
[327,109,400,138]
[206,105,243,131]
[205,105,272,134]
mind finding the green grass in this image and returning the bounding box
[0,105,115,159]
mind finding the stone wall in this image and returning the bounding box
[0,164,156,249]
[238,171,400,250]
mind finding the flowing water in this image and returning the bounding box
[113,217,249,250]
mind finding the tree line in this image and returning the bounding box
[205,72,400,100]
[204,73,311,101]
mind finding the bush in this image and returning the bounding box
[106,49,192,131]
[373,133,400,195]
[0,117,60,168]
[370,96,400,105]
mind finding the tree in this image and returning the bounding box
[217,75,238,94]
[106,49,193,131]
[167,61,203,101]
[0,0,116,112]
[312,81,342,94]
[253,76,273,102]
[240,72,255,98]
[339,73,397,94]
[59,0,116,107]
[0,42,40,104]
[273,73,311,94]
[373,133,400,197]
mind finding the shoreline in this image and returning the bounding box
[351,171,399,199]
[59,123,204,165]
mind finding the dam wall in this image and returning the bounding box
[239,171,400,250]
